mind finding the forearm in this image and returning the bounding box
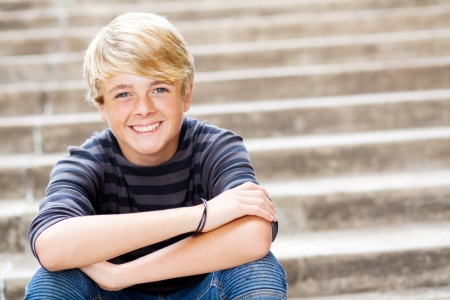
[114,216,272,289]
[38,182,276,272]
[36,206,202,271]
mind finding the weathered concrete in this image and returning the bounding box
[2,30,450,84]
[272,223,450,297]
[263,170,450,233]
[295,286,450,300]
[2,58,449,116]
[0,201,38,253]
[2,0,450,31]
[1,0,450,299]
[2,254,40,300]
[2,6,450,55]
[247,128,450,181]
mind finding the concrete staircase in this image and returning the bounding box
[1,0,450,299]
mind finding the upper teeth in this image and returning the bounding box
[133,122,160,133]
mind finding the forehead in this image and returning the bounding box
[100,73,177,93]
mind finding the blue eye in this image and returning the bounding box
[155,88,167,93]
[116,92,129,98]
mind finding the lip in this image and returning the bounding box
[129,121,163,134]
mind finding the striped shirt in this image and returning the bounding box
[28,117,278,294]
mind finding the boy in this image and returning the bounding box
[26,12,287,299]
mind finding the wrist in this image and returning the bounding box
[192,198,207,236]
[188,203,205,233]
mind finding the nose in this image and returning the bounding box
[134,94,156,117]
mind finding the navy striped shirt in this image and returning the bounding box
[28,117,278,294]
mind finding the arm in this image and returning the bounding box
[36,182,276,271]
[81,215,272,290]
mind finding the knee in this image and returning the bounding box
[25,268,97,299]
[246,252,287,287]
[220,252,288,298]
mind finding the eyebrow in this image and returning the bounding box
[107,81,167,94]
[108,84,133,94]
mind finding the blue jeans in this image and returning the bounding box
[25,252,287,299]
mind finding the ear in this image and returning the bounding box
[97,103,108,121]
[183,83,194,113]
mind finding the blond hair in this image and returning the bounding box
[83,12,195,106]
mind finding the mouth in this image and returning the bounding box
[131,122,161,133]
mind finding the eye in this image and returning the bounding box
[155,87,168,94]
[115,92,129,98]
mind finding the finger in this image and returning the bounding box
[235,195,278,220]
[242,203,278,222]
[233,182,269,196]
[235,190,276,212]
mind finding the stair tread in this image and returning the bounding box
[272,222,450,259]
[1,28,449,63]
[292,286,450,300]
[262,169,450,197]
[1,5,449,39]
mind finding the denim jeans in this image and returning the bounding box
[25,251,287,300]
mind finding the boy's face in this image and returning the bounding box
[98,73,192,166]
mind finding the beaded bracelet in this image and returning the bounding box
[192,198,207,236]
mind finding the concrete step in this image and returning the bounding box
[174,5,450,45]
[293,286,450,300]
[1,89,450,155]
[2,56,450,117]
[271,222,450,298]
[2,29,450,84]
[0,200,37,254]
[247,126,450,181]
[0,0,53,12]
[0,126,449,199]
[181,29,450,72]
[263,169,450,233]
[1,5,450,56]
[0,253,40,300]
[2,0,449,31]
[194,56,450,104]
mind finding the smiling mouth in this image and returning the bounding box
[132,122,161,133]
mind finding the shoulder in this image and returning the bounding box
[52,129,116,179]
[181,117,243,147]
[181,118,250,164]
[64,129,116,162]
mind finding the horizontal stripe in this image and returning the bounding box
[29,117,271,293]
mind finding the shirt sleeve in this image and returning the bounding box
[198,123,278,241]
[28,146,104,261]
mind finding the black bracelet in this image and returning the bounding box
[192,198,207,236]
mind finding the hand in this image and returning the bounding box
[80,261,124,291]
[200,182,277,233]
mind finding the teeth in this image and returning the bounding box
[132,122,160,133]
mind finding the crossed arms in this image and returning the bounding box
[34,182,278,290]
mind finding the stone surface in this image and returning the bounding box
[2,254,40,300]
[2,6,450,55]
[272,222,450,297]
[1,1,450,299]
[263,170,450,233]
[247,128,450,181]
[294,286,450,300]
[2,30,450,84]
[0,201,38,253]
[2,0,450,31]
[193,60,450,103]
